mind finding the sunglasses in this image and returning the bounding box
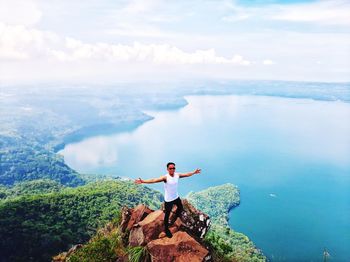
[168,167,176,170]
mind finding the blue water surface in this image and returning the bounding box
[59,94,350,261]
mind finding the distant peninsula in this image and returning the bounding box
[187,183,266,261]
[187,183,240,227]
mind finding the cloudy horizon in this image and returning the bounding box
[1,0,350,85]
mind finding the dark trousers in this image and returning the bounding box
[164,196,183,231]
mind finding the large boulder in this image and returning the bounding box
[128,198,211,248]
[129,210,165,246]
[147,231,211,262]
[120,204,154,232]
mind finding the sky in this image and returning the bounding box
[0,0,350,84]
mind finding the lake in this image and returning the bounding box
[59,94,350,261]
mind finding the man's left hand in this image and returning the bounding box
[193,168,201,174]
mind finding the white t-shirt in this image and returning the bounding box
[163,172,179,202]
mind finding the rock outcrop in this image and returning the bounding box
[54,198,212,262]
[121,204,154,232]
[121,198,212,261]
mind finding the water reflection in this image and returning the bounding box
[60,95,350,172]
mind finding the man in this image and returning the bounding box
[134,162,201,238]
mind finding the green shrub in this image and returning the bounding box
[68,235,117,262]
[127,246,150,262]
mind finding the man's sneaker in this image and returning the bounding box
[168,219,175,226]
[165,229,173,238]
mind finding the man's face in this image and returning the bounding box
[167,164,176,175]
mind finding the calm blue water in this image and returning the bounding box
[59,95,350,261]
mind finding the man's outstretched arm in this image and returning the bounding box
[134,176,166,184]
[179,168,201,178]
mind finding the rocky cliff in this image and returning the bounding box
[53,199,213,261]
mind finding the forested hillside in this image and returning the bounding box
[0,179,163,261]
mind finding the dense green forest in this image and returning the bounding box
[0,138,84,186]
[187,183,240,227]
[0,179,163,261]
[0,179,64,199]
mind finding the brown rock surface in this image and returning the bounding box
[147,231,210,262]
[121,204,154,232]
[129,210,165,246]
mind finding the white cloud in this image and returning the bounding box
[270,0,350,26]
[0,0,42,26]
[263,59,275,65]
[0,23,251,66]
[0,22,59,60]
[57,39,252,65]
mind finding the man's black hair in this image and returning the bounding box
[167,162,175,168]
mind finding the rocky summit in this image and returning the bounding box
[53,198,213,262]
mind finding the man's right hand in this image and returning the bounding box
[134,177,143,184]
